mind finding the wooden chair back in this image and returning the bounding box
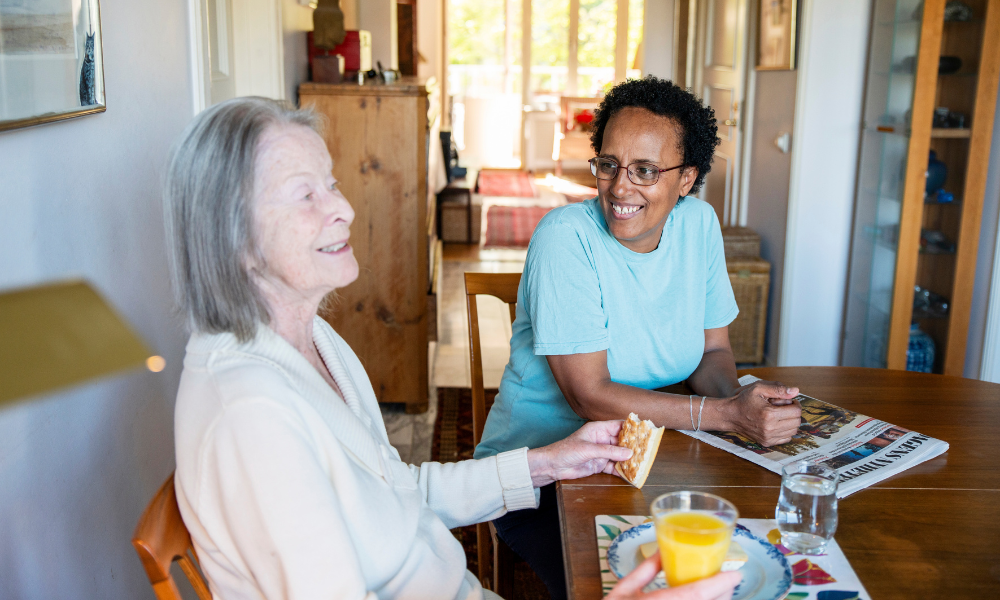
[465,272,521,446]
[465,271,522,597]
[132,474,211,600]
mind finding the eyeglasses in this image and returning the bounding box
[589,157,683,186]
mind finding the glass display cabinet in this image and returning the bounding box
[843,0,1000,374]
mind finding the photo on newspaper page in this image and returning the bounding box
[680,376,949,497]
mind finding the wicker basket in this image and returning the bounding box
[440,194,482,243]
[727,257,770,364]
[722,226,761,259]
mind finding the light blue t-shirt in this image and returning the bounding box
[474,197,738,458]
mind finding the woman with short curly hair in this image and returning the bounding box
[473,77,802,598]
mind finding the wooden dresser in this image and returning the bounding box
[300,78,442,413]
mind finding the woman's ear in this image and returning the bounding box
[243,243,266,279]
[680,167,699,197]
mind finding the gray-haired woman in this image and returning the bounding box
[165,97,740,600]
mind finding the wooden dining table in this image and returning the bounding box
[556,367,1000,599]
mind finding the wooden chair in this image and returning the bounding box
[132,474,212,600]
[464,271,522,598]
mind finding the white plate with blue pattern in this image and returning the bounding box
[606,523,792,600]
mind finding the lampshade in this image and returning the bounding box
[0,280,155,406]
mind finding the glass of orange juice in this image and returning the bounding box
[650,491,739,586]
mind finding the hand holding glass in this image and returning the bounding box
[650,491,739,586]
[775,459,839,554]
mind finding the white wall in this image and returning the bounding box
[0,1,193,597]
[283,0,315,103]
[642,0,676,80]
[342,0,359,29]
[745,70,797,365]
[417,0,443,83]
[358,0,397,70]
[779,0,872,366]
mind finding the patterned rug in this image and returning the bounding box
[476,169,537,197]
[482,205,556,249]
[432,387,550,599]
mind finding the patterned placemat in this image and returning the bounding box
[595,516,871,599]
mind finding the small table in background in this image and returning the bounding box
[557,367,1000,599]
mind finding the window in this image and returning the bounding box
[447,0,643,166]
[448,0,643,101]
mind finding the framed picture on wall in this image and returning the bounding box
[757,0,798,70]
[0,0,105,133]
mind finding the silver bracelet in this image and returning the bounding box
[696,396,707,431]
[689,395,696,430]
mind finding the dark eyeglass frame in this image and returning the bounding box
[589,157,684,186]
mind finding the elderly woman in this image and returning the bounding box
[164,97,740,600]
[473,77,802,598]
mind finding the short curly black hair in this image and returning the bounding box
[590,76,719,195]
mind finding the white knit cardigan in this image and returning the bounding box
[174,317,539,600]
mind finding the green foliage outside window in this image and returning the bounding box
[448,0,507,65]
[447,0,643,97]
[577,0,615,68]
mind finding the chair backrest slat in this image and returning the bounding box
[464,272,522,446]
[132,474,211,600]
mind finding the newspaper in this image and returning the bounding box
[679,375,949,498]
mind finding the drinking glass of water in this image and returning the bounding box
[775,459,838,554]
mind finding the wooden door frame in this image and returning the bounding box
[674,0,694,88]
[397,0,418,76]
[735,0,760,227]
[187,0,210,112]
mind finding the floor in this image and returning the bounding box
[380,244,527,463]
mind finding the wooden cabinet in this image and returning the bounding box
[300,78,442,412]
[843,0,1000,375]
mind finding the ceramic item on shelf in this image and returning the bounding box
[933,190,955,203]
[906,323,935,373]
[933,107,950,128]
[939,55,963,74]
[913,285,949,319]
[930,108,966,128]
[945,1,973,21]
[926,150,947,196]
[920,229,956,253]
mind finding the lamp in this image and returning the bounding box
[0,279,159,406]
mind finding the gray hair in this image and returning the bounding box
[164,97,323,342]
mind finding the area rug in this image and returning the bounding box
[432,387,549,599]
[482,205,555,248]
[476,169,537,198]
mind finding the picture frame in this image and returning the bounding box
[0,0,106,133]
[757,0,798,70]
